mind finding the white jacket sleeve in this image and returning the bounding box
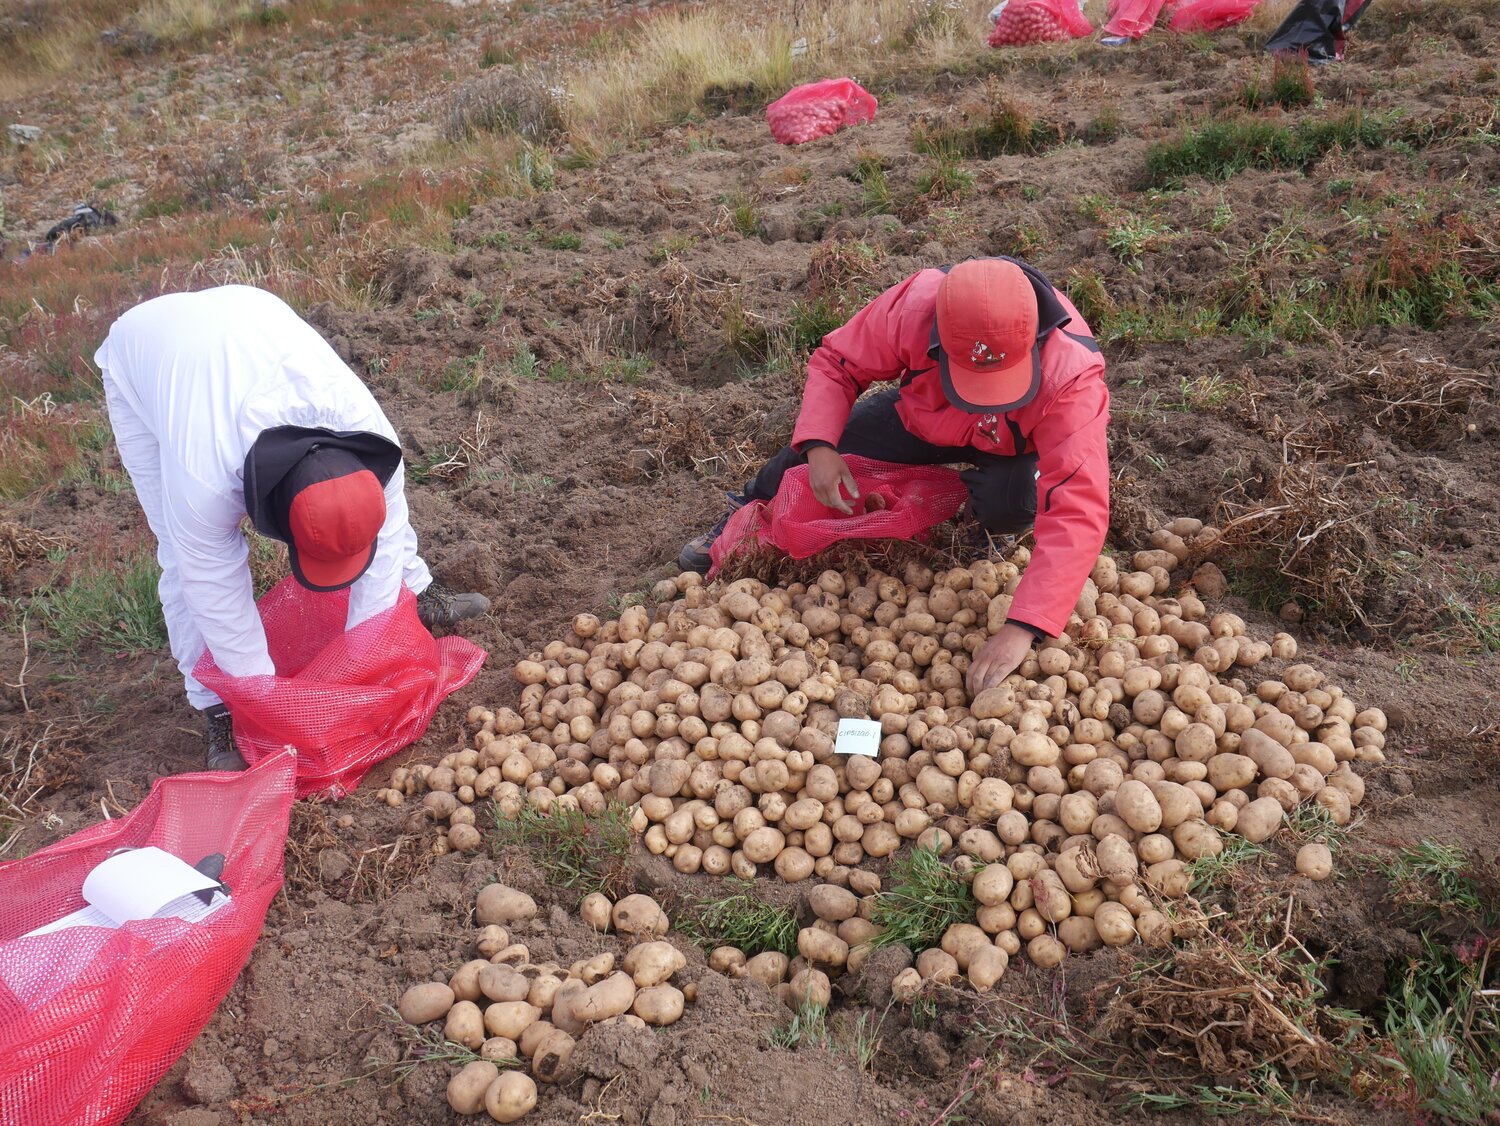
[160,474,276,680]
[345,462,422,630]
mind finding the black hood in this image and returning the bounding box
[244,425,402,544]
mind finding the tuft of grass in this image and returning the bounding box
[850,151,895,215]
[1145,110,1388,184]
[1105,213,1174,268]
[1239,57,1316,111]
[765,1000,830,1050]
[914,144,975,200]
[1377,841,1496,926]
[34,550,168,656]
[1379,938,1500,1123]
[912,80,1060,159]
[678,879,799,957]
[490,802,634,900]
[1188,832,1269,895]
[870,845,976,952]
[544,231,583,250]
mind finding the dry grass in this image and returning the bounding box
[1335,350,1488,447]
[0,719,86,856]
[0,519,70,582]
[562,0,994,153]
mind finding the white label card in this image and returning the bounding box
[834,718,882,758]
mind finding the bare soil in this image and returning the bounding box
[1,1,1497,1124]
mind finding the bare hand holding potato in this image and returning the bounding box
[806,445,858,515]
[966,622,1036,697]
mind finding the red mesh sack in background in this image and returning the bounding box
[1102,0,1169,37]
[988,0,1093,45]
[766,78,878,145]
[195,580,486,800]
[709,456,968,574]
[0,752,295,1126]
[1168,0,1260,31]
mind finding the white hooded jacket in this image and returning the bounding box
[95,285,431,709]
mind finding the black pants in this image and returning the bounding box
[741,389,1039,535]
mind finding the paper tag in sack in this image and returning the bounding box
[834,718,881,757]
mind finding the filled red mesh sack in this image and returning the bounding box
[766,78,878,145]
[988,0,1093,45]
[1102,0,1169,37]
[195,580,486,799]
[0,752,295,1126]
[1168,0,1260,31]
[710,456,968,574]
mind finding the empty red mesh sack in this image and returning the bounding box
[988,0,1093,45]
[1168,0,1260,31]
[710,456,968,574]
[195,579,486,799]
[0,752,295,1126]
[1102,0,1169,37]
[766,78,878,145]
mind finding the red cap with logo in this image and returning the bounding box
[935,259,1041,414]
[280,448,386,592]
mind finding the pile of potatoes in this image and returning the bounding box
[388,520,1382,980]
[397,885,693,1121]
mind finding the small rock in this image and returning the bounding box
[182,1059,236,1105]
[1389,771,1413,796]
[317,848,351,884]
[7,124,43,145]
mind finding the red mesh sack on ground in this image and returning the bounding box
[766,78,878,145]
[988,0,1093,45]
[1103,0,1169,37]
[195,580,486,799]
[0,752,295,1126]
[710,456,968,574]
[1169,0,1260,30]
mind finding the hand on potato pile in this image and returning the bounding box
[966,621,1036,696]
[807,445,859,515]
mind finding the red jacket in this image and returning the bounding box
[791,263,1110,639]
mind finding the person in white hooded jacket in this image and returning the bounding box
[95,285,490,771]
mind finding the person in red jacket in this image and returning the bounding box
[678,257,1110,695]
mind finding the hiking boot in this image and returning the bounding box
[416,584,491,630]
[205,706,247,772]
[678,497,744,574]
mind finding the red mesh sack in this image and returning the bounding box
[195,580,486,799]
[0,752,295,1126]
[1168,0,1260,31]
[709,456,968,574]
[766,78,878,145]
[1102,0,1169,37]
[988,0,1093,45]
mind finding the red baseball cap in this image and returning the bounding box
[281,448,386,592]
[935,260,1041,413]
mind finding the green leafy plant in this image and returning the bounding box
[871,846,976,951]
[490,802,634,900]
[765,1000,830,1049]
[35,551,168,656]
[678,879,798,957]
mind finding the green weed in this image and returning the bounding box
[678,879,799,957]
[544,231,583,250]
[1146,110,1388,184]
[914,145,975,199]
[35,551,168,656]
[1238,58,1316,111]
[489,802,634,900]
[913,85,1058,159]
[1189,832,1269,895]
[1377,841,1496,925]
[1105,213,1174,267]
[850,151,895,215]
[765,1000,830,1050]
[871,846,976,952]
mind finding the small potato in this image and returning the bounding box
[1234,797,1286,844]
[450,959,490,1003]
[744,951,790,988]
[476,883,538,926]
[580,892,612,932]
[1027,934,1067,969]
[399,982,455,1024]
[1114,780,1162,834]
[709,947,746,975]
[967,945,1008,991]
[892,967,924,1002]
[532,1029,575,1084]
[939,923,991,970]
[972,863,1015,906]
[789,967,832,1008]
[623,941,687,988]
[916,947,959,983]
[1093,901,1136,946]
[480,1037,519,1063]
[1296,842,1333,881]
[448,1060,499,1116]
[484,1070,538,1123]
[1057,916,1102,954]
[445,1000,486,1050]
[612,894,670,937]
[476,925,510,958]
[633,983,687,1026]
[483,1001,543,1041]
[797,926,849,968]
[808,883,859,922]
[573,972,637,1022]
